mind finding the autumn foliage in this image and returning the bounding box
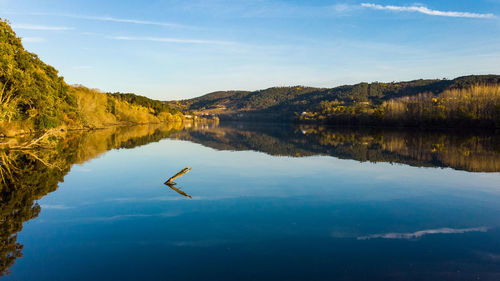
[302,84,500,128]
[0,19,183,136]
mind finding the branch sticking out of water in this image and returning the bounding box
[164,167,193,198]
[164,167,192,184]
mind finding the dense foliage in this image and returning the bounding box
[0,19,182,135]
[109,92,179,116]
[303,84,500,127]
[70,86,184,129]
[0,19,74,129]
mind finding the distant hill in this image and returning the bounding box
[173,75,500,126]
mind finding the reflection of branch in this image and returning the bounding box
[25,151,62,171]
[164,167,191,184]
[164,167,193,198]
[0,151,18,185]
[165,182,192,199]
[9,129,58,150]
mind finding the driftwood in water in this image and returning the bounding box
[164,167,192,184]
[164,167,193,198]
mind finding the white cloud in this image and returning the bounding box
[40,204,73,210]
[71,212,182,222]
[361,3,495,19]
[68,15,186,28]
[21,37,45,43]
[4,11,189,28]
[332,3,355,12]
[12,24,74,31]
[357,226,488,240]
[86,214,153,221]
[111,36,235,45]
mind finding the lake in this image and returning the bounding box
[1,122,500,280]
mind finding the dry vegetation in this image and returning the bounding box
[382,85,500,124]
[303,84,500,127]
[71,86,184,129]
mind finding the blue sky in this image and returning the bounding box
[1,0,500,100]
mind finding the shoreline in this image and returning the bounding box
[0,116,219,139]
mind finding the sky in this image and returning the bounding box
[1,0,500,100]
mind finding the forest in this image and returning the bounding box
[302,84,500,127]
[179,76,500,127]
[0,19,183,136]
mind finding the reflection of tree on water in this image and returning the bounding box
[0,123,184,276]
[0,129,88,275]
[171,124,500,173]
[0,122,499,276]
[0,150,65,276]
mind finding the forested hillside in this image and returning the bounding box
[177,75,500,127]
[0,19,183,136]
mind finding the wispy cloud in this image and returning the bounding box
[361,3,495,19]
[83,214,153,222]
[357,226,488,240]
[178,1,357,19]
[331,4,356,13]
[111,36,235,45]
[40,204,73,210]
[21,37,45,43]
[12,24,74,31]
[70,211,182,222]
[7,12,188,28]
[68,14,186,28]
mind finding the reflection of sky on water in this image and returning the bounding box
[29,138,500,240]
[7,135,500,281]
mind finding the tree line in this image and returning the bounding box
[0,19,183,136]
[300,84,500,128]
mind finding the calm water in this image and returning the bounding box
[1,122,500,280]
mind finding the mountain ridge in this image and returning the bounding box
[169,75,500,126]
[173,75,500,113]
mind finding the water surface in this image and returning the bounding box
[1,123,500,280]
